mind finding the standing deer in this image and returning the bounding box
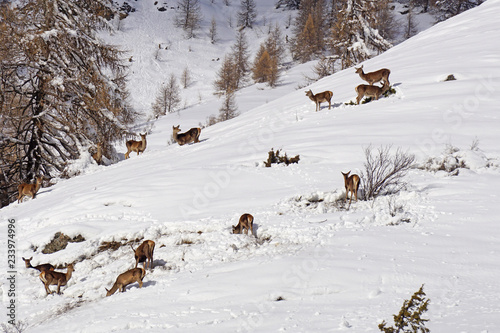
[39,263,74,295]
[17,176,43,203]
[106,268,146,296]
[232,213,254,236]
[172,125,201,145]
[131,240,155,271]
[355,65,391,86]
[341,171,360,207]
[355,81,390,105]
[92,142,103,165]
[125,133,147,159]
[22,257,54,273]
[305,89,333,112]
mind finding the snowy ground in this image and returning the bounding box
[1,1,500,332]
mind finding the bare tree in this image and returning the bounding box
[360,145,416,200]
[404,1,419,39]
[209,16,218,44]
[238,0,257,29]
[175,0,203,38]
[152,74,181,117]
[181,67,192,88]
[218,89,239,121]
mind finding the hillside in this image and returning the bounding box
[1,1,500,332]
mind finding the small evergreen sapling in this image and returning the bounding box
[378,284,430,333]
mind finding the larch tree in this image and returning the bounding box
[0,0,135,206]
[218,89,239,121]
[213,56,238,95]
[152,74,181,117]
[230,30,251,90]
[175,0,203,38]
[238,0,257,29]
[290,0,327,63]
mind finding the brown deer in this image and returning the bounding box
[172,125,201,145]
[106,268,146,296]
[305,89,333,112]
[39,263,74,295]
[125,133,147,159]
[232,213,254,235]
[341,171,360,207]
[17,176,43,203]
[92,142,103,165]
[131,240,155,271]
[355,65,390,86]
[22,257,54,273]
[355,81,390,105]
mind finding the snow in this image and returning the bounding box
[1,1,500,332]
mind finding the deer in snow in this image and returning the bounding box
[355,81,390,105]
[17,176,43,203]
[125,133,147,159]
[131,240,155,271]
[39,263,74,295]
[106,268,146,296]
[22,257,54,273]
[232,213,254,236]
[341,171,360,208]
[305,89,333,112]
[92,142,103,165]
[172,125,201,145]
[355,65,391,86]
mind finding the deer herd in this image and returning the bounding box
[19,65,375,298]
[23,214,258,297]
[305,64,391,111]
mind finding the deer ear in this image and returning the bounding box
[105,288,109,292]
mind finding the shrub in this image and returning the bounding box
[360,145,415,200]
[379,284,430,333]
[264,148,300,167]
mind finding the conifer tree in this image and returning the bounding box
[152,74,181,117]
[0,0,134,205]
[328,0,393,69]
[231,31,251,90]
[218,89,239,121]
[213,56,238,95]
[175,0,203,38]
[238,0,257,29]
[290,0,327,63]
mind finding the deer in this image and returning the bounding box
[341,171,360,208]
[232,213,254,236]
[92,142,103,165]
[17,176,43,203]
[305,89,333,112]
[124,133,147,159]
[355,65,391,86]
[22,257,54,273]
[39,263,74,295]
[106,268,146,296]
[172,125,201,146]
[355,81,390,105]
[131,240,155,271]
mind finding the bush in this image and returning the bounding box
[360,145,415,200]
[379,284,430,333]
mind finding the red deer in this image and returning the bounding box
[125,133,147,159]
[341,171,360,207]
[172,125,201,145]
[232,213,254,235]
[355,81,390,105]
[131,240,155,271]
[17,176,43,203]
[22,257,54,273]
[305,89,333,112]
[39,263,74,295]
[106,268,146,296]
[92,142,103,165]
[355,65,390,86]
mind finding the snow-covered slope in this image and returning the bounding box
[1,1,500,332]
